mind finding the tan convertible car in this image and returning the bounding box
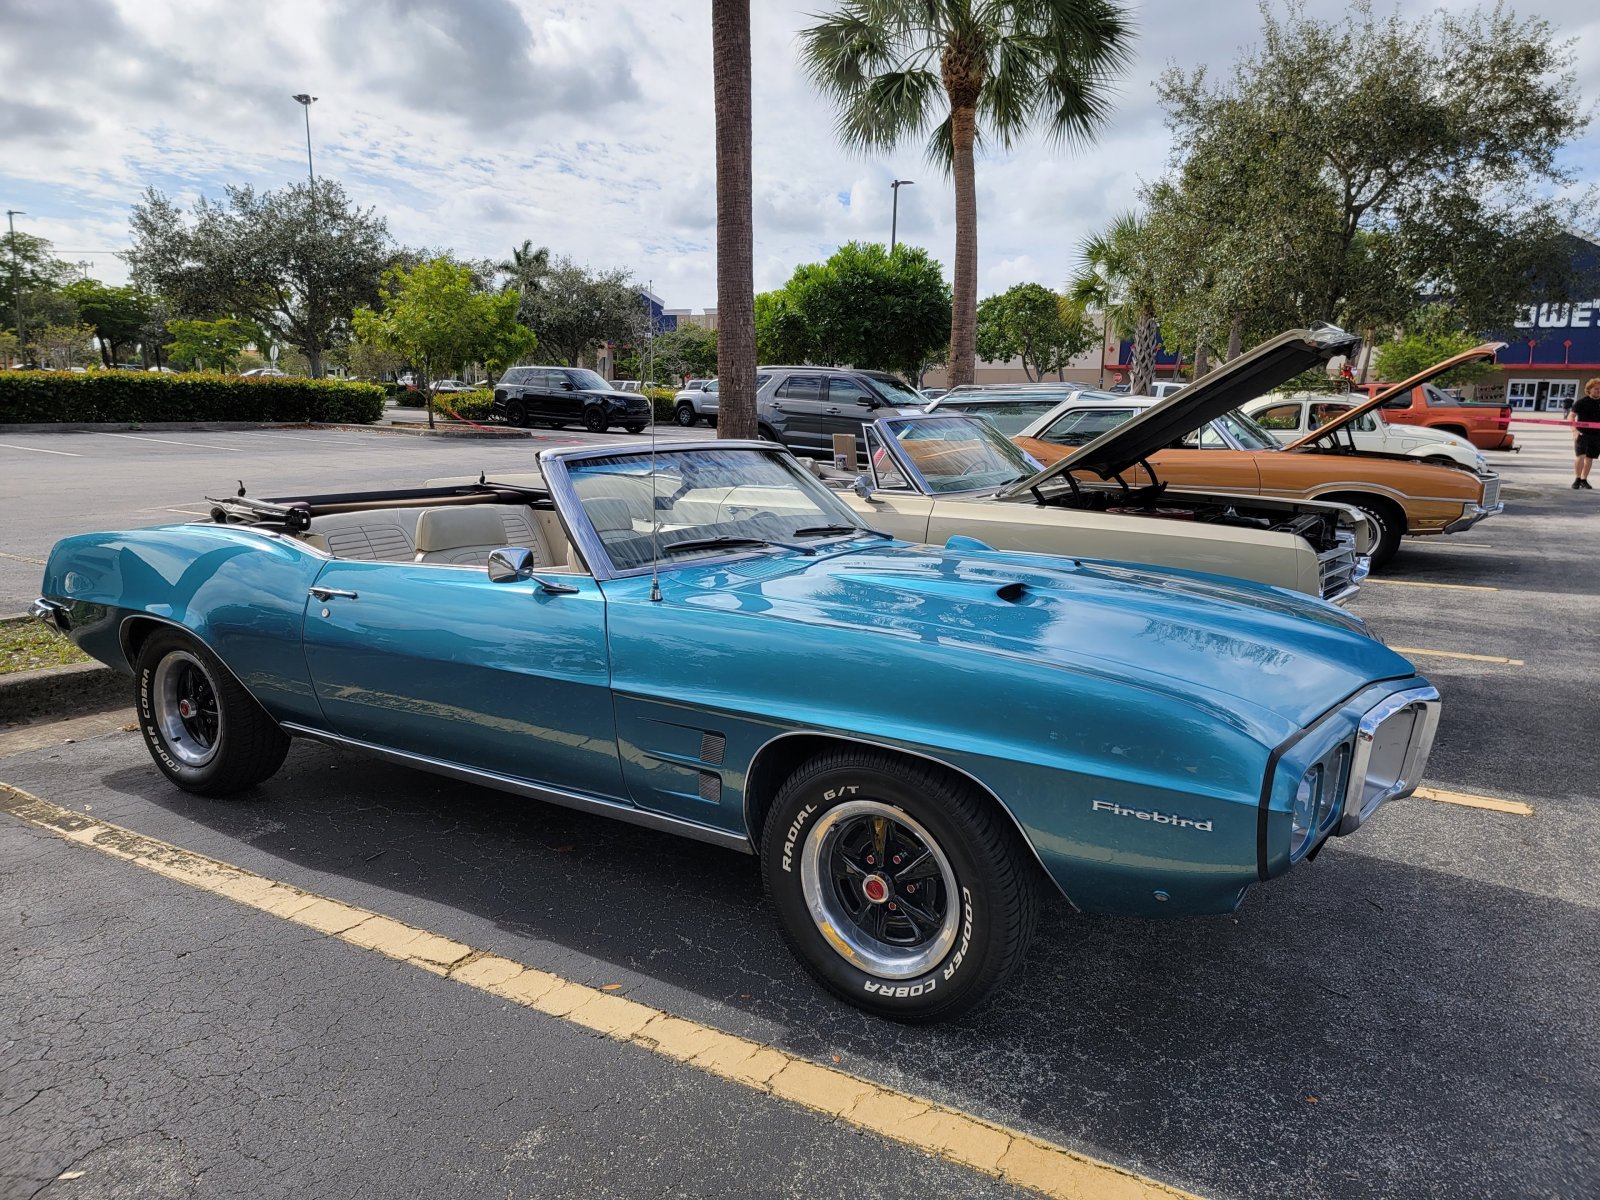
[1014,329,1502,566]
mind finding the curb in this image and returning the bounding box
[0,420,387,434]
[0,661,129,724]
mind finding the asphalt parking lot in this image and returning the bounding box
[2,422,1596,1200]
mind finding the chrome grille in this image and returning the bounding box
[1336,687,1441,836]
[1317,531,1367,604]
[1480,474,1500,509]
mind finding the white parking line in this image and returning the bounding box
[0,441,82,456]
[94,432,244,452]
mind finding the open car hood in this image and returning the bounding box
[998,325,1362,498]
[1282,342,1505,451]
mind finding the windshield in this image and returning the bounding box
[937,397,1063,436]
[1214,408,1281,450]
[565,447,869,572]
[865,374,923,405]
[568,369,612,391]
[877,417,1040,493]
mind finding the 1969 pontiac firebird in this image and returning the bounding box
[34,440,1441,1021]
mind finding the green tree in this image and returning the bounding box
[27,321,96,370]
[1069,213,1159,395]
[754,243,950,381]
[1156,0,1590,345]
[126,178,393,378]
[509,254,644,367]
[62,281,152,367]
[0,330,19,367]
[620,324,719,385]
[352,258,537,427]
[800,0,1133,386]
[975,283,1097,380]
[1372,306,1499,388]
[164,317,259,373]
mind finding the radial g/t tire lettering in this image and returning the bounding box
[135,629,290,797]
[760,750,1039,1022]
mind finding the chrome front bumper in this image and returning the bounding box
[30,597,69,632]
[1334,685,1442,836]
[1444,501,1504,534]
[1317,530,1370,605]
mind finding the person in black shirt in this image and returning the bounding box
[1572,377,1600,490]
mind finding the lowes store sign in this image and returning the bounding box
[1505,299,1600,367]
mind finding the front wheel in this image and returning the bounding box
[674,403,698,427]
[760,751,1039,1022]
[135,630,289,797]
[583,407,608,433]
[1334,495,1404,568]
[623,424,648,435]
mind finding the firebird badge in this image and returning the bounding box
[1092,799,1213,832]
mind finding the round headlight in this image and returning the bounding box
[1291,764,1323,856]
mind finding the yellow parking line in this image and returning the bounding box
[1365,579,1498,592]
[1391,646,1524,666]
[0,549,47,566]
[1415,787,1534,816]
[0,781,1202,1200]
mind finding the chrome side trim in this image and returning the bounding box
[1335,685,1441,836]
[742,728,1070,899]
[279,722,754,854]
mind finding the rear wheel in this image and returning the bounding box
[760,750,1039,1022]
[135,630,289,796]
[674,403,698,427]
[505,399,528,428]
[583,407,608,433]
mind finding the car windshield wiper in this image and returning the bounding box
[661,535,815,556]
[790,524,893,540]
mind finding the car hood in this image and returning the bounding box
[669,542,1414,743]
[1283,342,1505,452]
[998,325,1363,497]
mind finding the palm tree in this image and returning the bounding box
[713,0,758,439]
[497,240,549,296]
[1069,212,1158,395]
[800,1,1133,386]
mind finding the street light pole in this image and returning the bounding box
[890,179,914,253]
[6,209,25,360]
[292,94,318,184]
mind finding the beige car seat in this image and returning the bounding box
[413,507,510,565]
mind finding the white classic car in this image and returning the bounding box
[1241,393,1487,472]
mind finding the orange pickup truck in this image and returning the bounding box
[1353,381,1514,451]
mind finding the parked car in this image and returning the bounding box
[1013,328,1503,567]
[35,438,1440,1020]
[811,411,1370,603]
[613,380,643,393]
[924,390,1077,436]
[754,366,927,455]
[919,387,949,402]
[1242,393,1487,471]
[673,378,725,427]
[1148,381,1187,399]
[1353,380,1515,451]
[492,366,653,433]
[432,378,479,393]
[239,367,289,378]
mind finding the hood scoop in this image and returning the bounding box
[996,581,1027,603]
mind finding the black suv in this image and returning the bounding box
[754,367,927,455]
[492,367,653,433]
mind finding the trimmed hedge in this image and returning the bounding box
[0,371,386,425]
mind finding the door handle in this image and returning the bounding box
[824,407,841,415]
[308,586,359,601]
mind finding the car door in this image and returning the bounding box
[300,559,624,799]
[821,375,881,449]
[1144,423,1264,494]
[523,369,562,423]
[769,373,827,452]
[552,370,589,423]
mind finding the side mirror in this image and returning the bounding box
[856,396,876,408]
[561,381,575,391]
[487,547,579,594]
[852,474,876,500]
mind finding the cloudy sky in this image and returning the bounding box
[2,0,1596,311]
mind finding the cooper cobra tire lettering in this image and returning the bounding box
[780,802,818,873]
[942,888,975,981]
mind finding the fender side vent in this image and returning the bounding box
[698,771,722,803]
[996,581,1027,602]
[699,732,726,764]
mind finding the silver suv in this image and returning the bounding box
[672,378,722,427]
[754,367,926,455]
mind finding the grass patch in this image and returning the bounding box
[0,621,91,675]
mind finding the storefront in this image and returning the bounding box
[1488,235,1600,410]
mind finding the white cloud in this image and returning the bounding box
[0,0,1593,310]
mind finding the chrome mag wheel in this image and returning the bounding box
[152,650,221,766]
[798,799,959,980]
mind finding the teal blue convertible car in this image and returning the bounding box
[33,440,1440,1020]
